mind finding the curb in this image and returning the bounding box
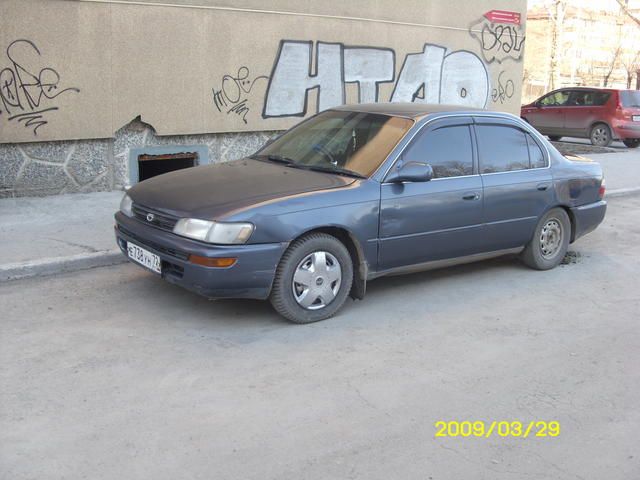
[606,187,640,198]
[0,250,126,282]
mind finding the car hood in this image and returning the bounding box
[128,158,356,219]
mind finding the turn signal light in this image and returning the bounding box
[598,178,606,199]
[189,255,237,268]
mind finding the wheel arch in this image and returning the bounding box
[291,225,368,300]
[589,120,612,134]
[552,204,577,243]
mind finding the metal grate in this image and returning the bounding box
[132,203,179,232]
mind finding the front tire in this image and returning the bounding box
[548,135,562,141]
[270,233,353,323]
[590,123,612,147]
[623,139,640,148]
[521,208,571,270]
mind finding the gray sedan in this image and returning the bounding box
[115,104,607,323]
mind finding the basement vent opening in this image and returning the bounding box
[138,152,198,182]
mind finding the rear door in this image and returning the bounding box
[564,90,611,136]
[474,118,554,251]
[378,117,484,270]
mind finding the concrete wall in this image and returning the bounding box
[0,124,279,197]
[0,0,527,196]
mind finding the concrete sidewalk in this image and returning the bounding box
[1,146,639,281]
[0,191,125,281]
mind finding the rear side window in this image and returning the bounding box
[403,125,473,178]
[476,125,530,173]
[620,90,640,108]
[592,92,611,106]
[570,90,610,106]
[526,134,548,168]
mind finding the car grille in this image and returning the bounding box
[118,225,189,261]
[132,203,178,232]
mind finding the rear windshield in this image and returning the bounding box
[620,90,640,108]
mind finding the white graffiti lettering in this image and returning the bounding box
[263,41,489,118]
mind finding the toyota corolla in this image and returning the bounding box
[115,104,607,323]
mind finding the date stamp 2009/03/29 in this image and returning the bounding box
[435,420,560,438]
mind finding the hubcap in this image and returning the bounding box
[292,251,342,310]
[592,127,609,145]
[540,219,563,258]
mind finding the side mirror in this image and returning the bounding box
[386,161,434,183]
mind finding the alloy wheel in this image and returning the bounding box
[591,126,610,146]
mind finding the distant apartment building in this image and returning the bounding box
[524,0,640,103]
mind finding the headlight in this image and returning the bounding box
[173,218,254,244]
[120,194,133,217]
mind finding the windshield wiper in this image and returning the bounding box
[292,164,367,179]
[250,154,296,165]
[250,154,366,178]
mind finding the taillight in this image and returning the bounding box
[616,102,633,119]
[598,178,606,199]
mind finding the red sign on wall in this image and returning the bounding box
[483,10,521,25]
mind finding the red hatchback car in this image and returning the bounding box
[521,88,640,148]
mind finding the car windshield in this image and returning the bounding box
[620,90,640,108]
[254,110,414,177]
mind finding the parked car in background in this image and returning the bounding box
[115,104,607,323]
[521,87,640,148]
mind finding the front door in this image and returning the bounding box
[378,118,484,271]
[527,90,570,134]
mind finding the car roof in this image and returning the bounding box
[553,87,617,93]
[330,102,486,119]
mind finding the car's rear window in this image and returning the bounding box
[620,91,640,108]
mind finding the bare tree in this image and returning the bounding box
[620,50,640,89]
[546,0,566,90]
[615,0,640,28]
[603,45,622,87]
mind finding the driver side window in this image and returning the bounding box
[403,125,474,178]
[539,91,570,107]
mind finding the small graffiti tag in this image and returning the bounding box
[469,15,525,64]
[212,66,268,124]
[0,39,80,136]
[491,71,515,104]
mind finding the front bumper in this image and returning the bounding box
[570,200,607,242]
[114,212,288,300]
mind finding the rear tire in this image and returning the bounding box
[521,208,571,271]
[270,233,353,324]
[590,123,612,147]
[548,135,562,141]
[623,139,640,148]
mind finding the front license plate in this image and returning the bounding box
[633,115,640,122]
[127,242,161,274]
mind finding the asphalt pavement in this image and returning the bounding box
[2,195,639,480]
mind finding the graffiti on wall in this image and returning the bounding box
[468,10,525,64]
[0,39,80,136]
[212,67,268,124]
[491,70,515,104]
[261,40,489,119]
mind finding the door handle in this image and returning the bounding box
[462,192,480,200]
[537,183,550,191]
